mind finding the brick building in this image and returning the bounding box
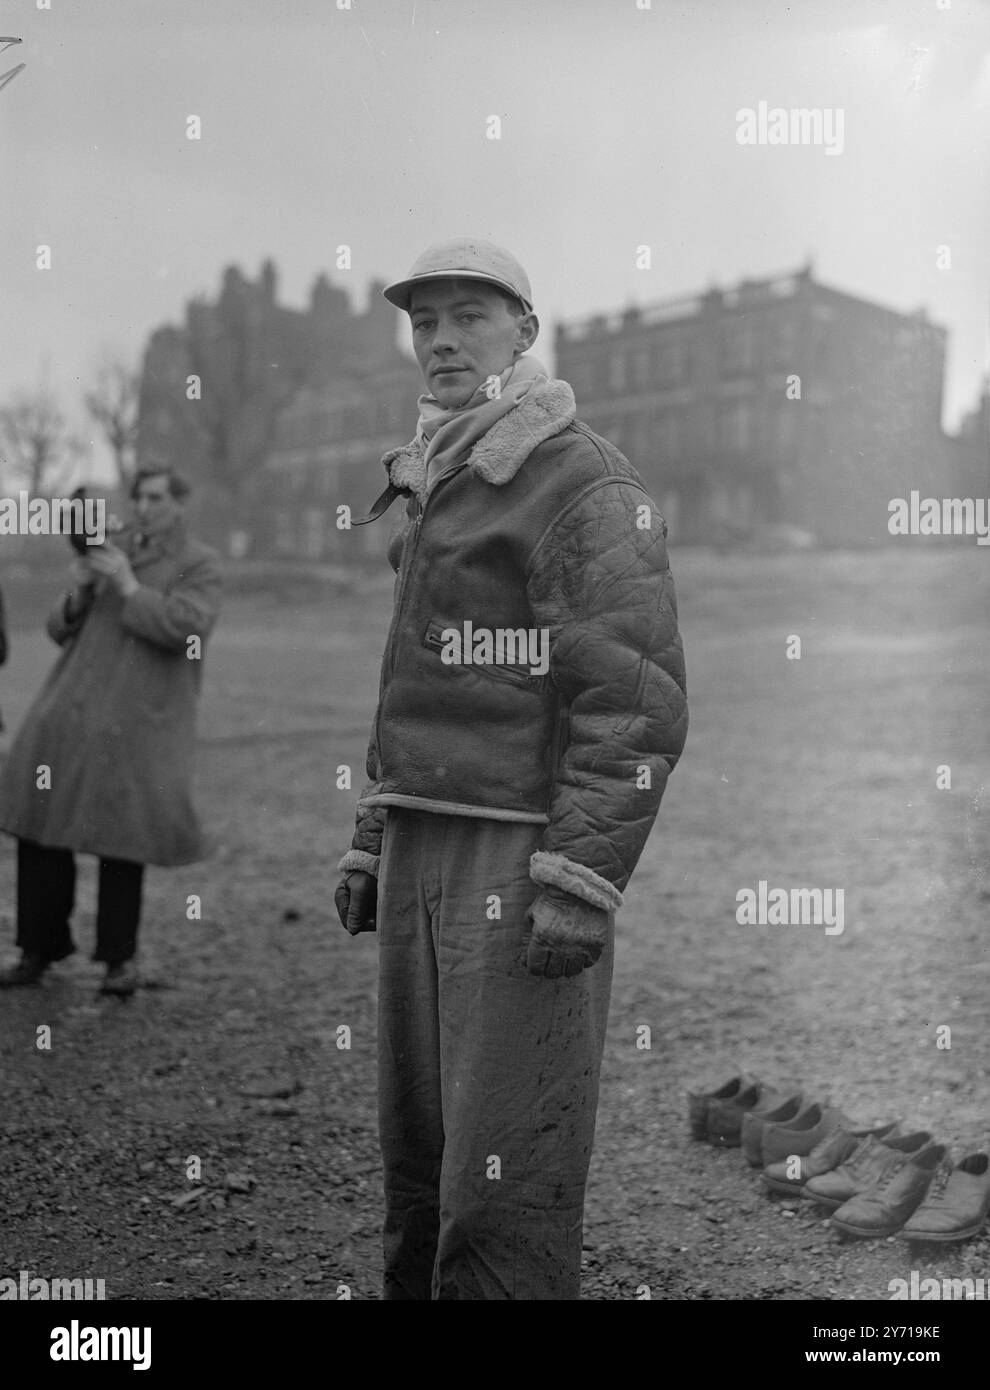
[555,263,952,545]
[948,380,989,499]
[256,317,420,562]
[138,259,982,557]
[136,261,419,559]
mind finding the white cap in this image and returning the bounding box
[383,236,533,313]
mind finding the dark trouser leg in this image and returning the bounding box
[93,858,144,965]
[377,810,445,1300]
[377,808,614,1302]
[431,813,613,1301]
[16,838,76,962]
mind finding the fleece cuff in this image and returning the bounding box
[337,849,380,878]
[529,851,623,912]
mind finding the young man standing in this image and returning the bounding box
[335,238,688,1299]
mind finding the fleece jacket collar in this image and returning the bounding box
[382,378,576,501]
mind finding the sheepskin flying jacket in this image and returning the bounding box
[339,376,688,915]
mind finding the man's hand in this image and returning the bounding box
[334,870,378,935]
[64,558,97,620]
[520,885,611,979]
[86,543,139,598]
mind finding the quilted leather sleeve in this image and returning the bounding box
[338,725,387,876]
[526,478,688,899]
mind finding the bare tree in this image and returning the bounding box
[84,359,140,488]
[0,389,78,495]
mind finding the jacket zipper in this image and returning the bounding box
[381,464,467,688]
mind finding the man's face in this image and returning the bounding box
[132,475,182,535]
[408,278,538,408]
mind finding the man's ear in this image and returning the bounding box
[514,311,539,356]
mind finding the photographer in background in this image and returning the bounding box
[0,467,222,996]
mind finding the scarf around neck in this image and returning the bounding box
[417,353,550,489]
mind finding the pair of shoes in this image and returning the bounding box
[804,1130,935,1211]
[742,1096,845,1167]
[898,1152,990,1242]
[688,1073,752,1141]
[688,1074,780,1147]
[100,963,138,997]
[740,1092,802,1163]
[0,952,49,987]
[688,1073,758,1142]
[831,1142,950,1238]
[762,1122,902,1194]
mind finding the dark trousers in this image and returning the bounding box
[377,808,614,1301]
[16,838,145,966]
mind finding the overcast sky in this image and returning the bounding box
[2,0,989,478]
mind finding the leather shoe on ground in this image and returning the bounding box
[805,1131,935,1210]
[762,1122,901,1195]
[898,1152,990,1243]
[831,1144,948,1239]
[706,1079,778,1148]
[760,1102,846,1168]
[0,953,49,987]
[741,1093,804,1166]
[688,1073,759,1140]
[100,963,138,997]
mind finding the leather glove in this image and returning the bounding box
[334,870,378,935]
[520,885,612,979]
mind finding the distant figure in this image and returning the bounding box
[0,467,222,995]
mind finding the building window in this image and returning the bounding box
[775,406,796,455]
[631,350,650,390]
[709,483,733,524]
[722,401,753,453]
[657,411,680,458]
[674,337,692,383]
[303,507,324,558]
[275,509,294,554]
[721,319,755,375]
[775,315,797,367]
[608,353,627,394]
[697,406,716,454]
[634,415,649,458]
[650,336,691,385]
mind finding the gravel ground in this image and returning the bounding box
[1,547,988,1301]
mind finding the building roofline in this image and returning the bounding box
[556,265,944,340]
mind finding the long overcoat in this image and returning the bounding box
[0,521,222,866]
